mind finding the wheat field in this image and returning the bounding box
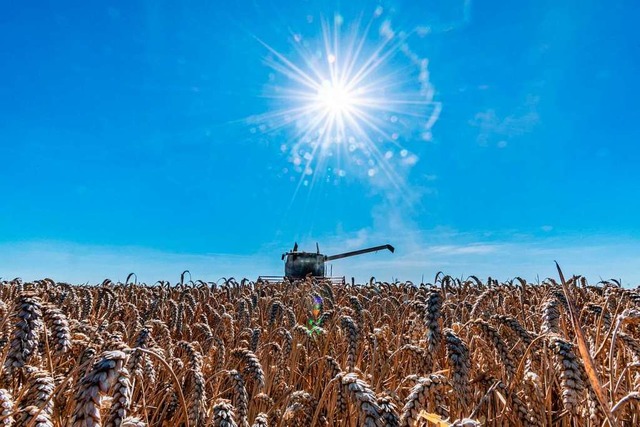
[0,273,638,427]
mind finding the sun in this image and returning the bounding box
[316,80,355,114]
[252,11,442,192]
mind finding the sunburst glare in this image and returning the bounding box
[316,80,355,115]
[252,10,441,195]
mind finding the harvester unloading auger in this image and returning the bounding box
[258,242,394,283]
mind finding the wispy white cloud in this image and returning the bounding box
[286,197,640,286]
[470,95,540,147]
[314,224,640,286]
[427,244,498,255]
[0,241,276,284]
[1,232,638,287]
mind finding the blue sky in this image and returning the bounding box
[1,0,639,284]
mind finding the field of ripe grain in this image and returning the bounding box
[0,275,638,427]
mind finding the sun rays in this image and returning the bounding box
[252,11,441,196]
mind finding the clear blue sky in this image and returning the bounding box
[1,0,639,284]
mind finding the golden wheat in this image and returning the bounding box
[0,275,637,426]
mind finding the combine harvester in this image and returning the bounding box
[259,242,394,284]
